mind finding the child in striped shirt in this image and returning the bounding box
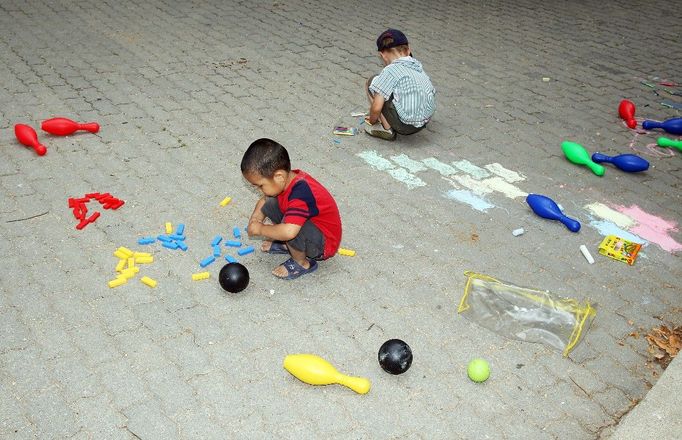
[365,29,436,141]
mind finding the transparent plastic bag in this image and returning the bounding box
[457,271,596,356]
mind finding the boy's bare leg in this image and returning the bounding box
[258,217,279,252]
[365,78,392,130]
[272,245,310,277]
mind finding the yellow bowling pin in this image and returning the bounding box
[283,354,371,394]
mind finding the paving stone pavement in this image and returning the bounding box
[1,0,681,438]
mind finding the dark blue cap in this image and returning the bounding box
[376,29,409,51]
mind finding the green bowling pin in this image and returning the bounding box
[657,137,682,152]
[561,141,605,176]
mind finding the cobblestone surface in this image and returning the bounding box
[1,0,680,438]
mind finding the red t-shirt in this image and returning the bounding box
[277,170,342,259]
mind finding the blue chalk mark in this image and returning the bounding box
[177,241,188,251]
[162,241,179,250]
[176,223,185,235]
[213,245,222,257]
[157,234,173,243]
[443,189,495,212]
[237,246,254,256]
[200,256,216,267]
[225,240,242,247]
[211,235,223,246]
[587,219,647,244]
[233,227,241,239]
[225,255,237,263]
[137,237,155,245]
[169,233,185,241]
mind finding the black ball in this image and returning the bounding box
[378,339,412,375]
[218,263,249,293]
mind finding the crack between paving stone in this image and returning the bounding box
[594,397,640,439]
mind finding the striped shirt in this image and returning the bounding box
[370,56,436,127]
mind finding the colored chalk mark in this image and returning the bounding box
[452,160,490,179]
[390,153,428,173]
[584,203,635,229]
[587,219,646,245]
[612,205,682,253]
[357,150,426,189]
[422,157,458,176]
[484,163,526,182]
[444,189,495,212]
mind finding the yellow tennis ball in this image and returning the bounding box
[467,358,490,383]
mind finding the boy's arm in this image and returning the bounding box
[366,93,386,125]
[248,221,301,242]
[248,197,267,224]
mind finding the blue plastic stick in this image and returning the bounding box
[225,255,237,263]
[199,256,216,267]
[177,241,188,251]
[137,237,155,245]
[233,227,241,239]
[237,246,254,256]
[211,235,223,246]
[213,245,221,257]
[176,223,185,235]
[157,235,173,243]
[169,234,185,241]
[225,240,242,247]
[162,241,179,250]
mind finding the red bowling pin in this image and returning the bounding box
[14,124,47,156]
[618,100,636,129]
[41,117,100,136]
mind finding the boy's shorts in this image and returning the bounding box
[368,75,425,136]
[382,97,424,135]
[261,197,325,259]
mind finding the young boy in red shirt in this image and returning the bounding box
[241,138,342,280]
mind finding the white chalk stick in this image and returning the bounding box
[512,228,525,236]
[579,245,595,264]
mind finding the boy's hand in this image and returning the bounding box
[247,220,263,237]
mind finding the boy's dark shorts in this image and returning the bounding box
[261,197,325,259]
[368,75,425,136]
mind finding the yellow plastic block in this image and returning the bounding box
[192,272,210,281]
[114,249,131,260]
[115,259,127,272]
[140,276,157,288]
[117,247,134,257]
[127,257,135,269]
[120,267,140,279]
[108,277,127,288]
[338,248,356,257]
[134,255,154,264]
[165,222,173,234]
[133,252,152,258]
[220,197,232,207]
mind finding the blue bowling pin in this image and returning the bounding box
[526,194,581,232]
[591,153,649,173]
[642,117,682,135]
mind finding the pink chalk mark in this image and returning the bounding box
[612,204,682,253]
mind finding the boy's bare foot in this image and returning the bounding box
[261,240,276,252]
[261,241,289,254]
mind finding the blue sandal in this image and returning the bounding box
[276,257,318,280]
[265,241,289,254]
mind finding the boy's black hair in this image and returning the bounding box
[240,138,291,177]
